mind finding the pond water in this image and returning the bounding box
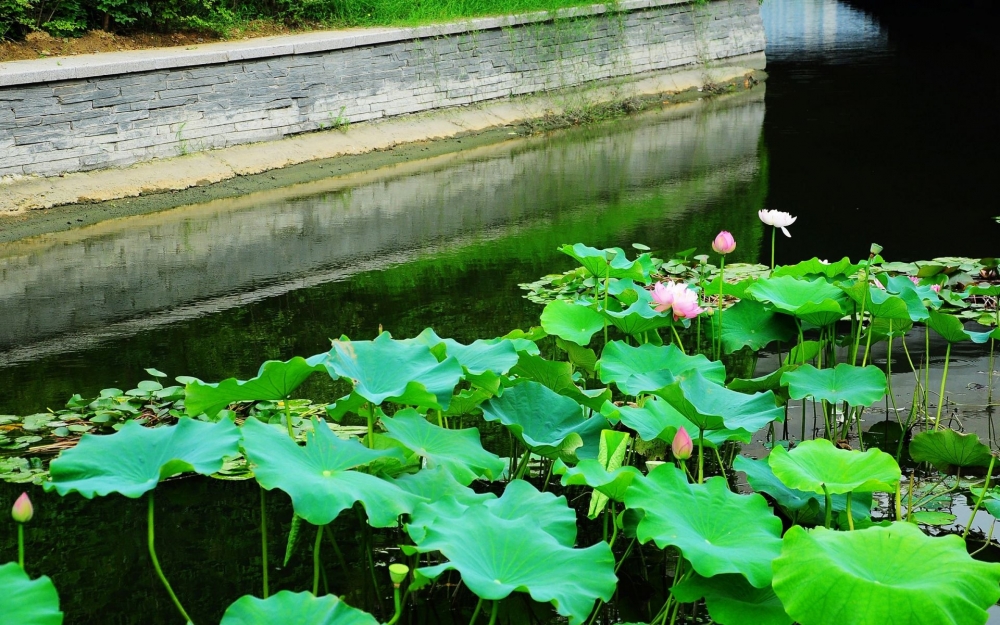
[1,0,999,622]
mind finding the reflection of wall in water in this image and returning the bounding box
[0,94,764,352]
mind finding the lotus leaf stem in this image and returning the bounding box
[468,597,484,625]
[603,263,611,346]
[697,428,705,484]
[851,264,872,365]
[385,585,403,625]
[845,492,855,531]
[283,397,294,439]
[906,472,914,521]
[934,342,953,430]
[514,448,532,480]
[17,523,24,569]
[894,480,902,521]
[822,485,832,529]
[925,329,931,421]
[147,494,194,625]
[669,322,686,355]
[769,227,775,273]
[260,488,269,598]
[312,524,323,596]
[971,519,997,556]
[366,402,376,449]
[716,255,725,361]
[711,446,729,485]
[963,455,995,541]
[323,525,350,578]
[487,600,499,625]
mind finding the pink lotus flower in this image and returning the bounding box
[909,276,920,286]
[711,231,736,255]
[652,282,704,320]
[931,284,941,293]
[652,281,678,313]
[672,427,693,460]
[12,492,32,524]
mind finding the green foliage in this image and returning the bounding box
[220,591,377,625]
[0,563,64,625]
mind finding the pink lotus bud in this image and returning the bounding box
[672,427,693,460]
[908,276,920,285]
[12,492,33,524]
[711,231,736,255]
[931,284,941,293]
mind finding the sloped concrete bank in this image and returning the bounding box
[0,0,765,214]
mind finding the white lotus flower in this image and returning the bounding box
[758,209,797,237]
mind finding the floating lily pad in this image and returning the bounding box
[380,409,504,484]
[0,563,64,625]
[772,523,1000,625]
[320,333,463,409]
[219,591,377,625]
[768,438,900,495]
[656,371,784,433]
[184,357,325,417]
[746,276,848,327]
[597,341,724,396]
[480,381,607,462]
[241,417,420,527]
[624,464,783,587]
[909,430,994,473]
[540,300,605,346]
[781,364,887,407]
[45,418,241,498]
[672,573,791,625]
[717,300,796,354]
[410,483,616,625]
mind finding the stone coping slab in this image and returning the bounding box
[0,0,688,87]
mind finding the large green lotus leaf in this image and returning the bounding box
[380,409,504,484]
[745,276,848,327]
[480,381,607,462]
[840,282,911,322]
[927,309,993,344]
[780,363,887,407]
[909,429,994,473]
[219,591,377,625]
[553,460,641,510]
[604,397,749,447]
[597,341,724,396]
[540,300,605,347]
[672,573,791,625]
[509,353,576,394]
[601,297,677,338]
[655,371,784,433]
[184,357,325,417]
[405,328,521,376]
[559,243,654,281]
[726,366,794,403]
[45,418,241,498]
[772,523,1000,625]
[883,275,934,322]
[768,438,900,495]
[624,464,783,587]
[772,257,860,280]
[412,500,616,625]
[0,563,64,625]
[321,333,463,409]
[734,457,873,525]
[241,417,419,527]
[718,300,796,354]
[392,466,493,506]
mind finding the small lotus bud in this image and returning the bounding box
[711,231,736,255]
[12,492,33,524]
[870,243,883,255]
[672,427,693,461]
[389,563,409,586]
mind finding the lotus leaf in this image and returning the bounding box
[655,370,784,433]
[909,429,994,473]
[0,563,63,625]
[909,511,956,526]
[717,300,796,354]
[672,573,791,625]
[597,341,724,396]
[183,357,325,417]
[927,309,993,344]
[772,523,1000,625]
[745,276,848,327]
[410,491,616,625]
[768,438,900,495]
[403,329,521,375]
[380,409,504,484]
[219,591,377,625]
[600,297,677,338]
[883,275,936,321]
[241,417,419,527]
[480,381,607,462]
[45,418,241,498]
[553,459,641,515]
[604,397,749,447]
[509,353,577,394]
[559,243,654,282]
[624,464,783,587]
[556,337,598,376]
[540,300,605,346]
[781,363,887,407]
[392,466,492,506]
[321,333,463,409]
[773,257,860,280]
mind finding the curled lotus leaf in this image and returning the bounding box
[553,459,641,512]
[624,463,783,588]
[672,573,791,625]
[768,438,900,495]
[781,363,887,408]
[0,562,64,625]
[44,418,241,498]
[184,356,325,418]
[909,429,994,474]
[603,397,750,447]
[409,481,616,625]
[655,370,784,433]
[241,417,420,527]
[717,300,796,355]
[380,409,505,484]
[219,591,377,625]
[927,309,993,344]
[597,341,724,396]
[540,300,605,347]
[559,243,655,282]
[772,523,1000,625]
[320,333,463,410]
[401,328,521,375]
[745,276,848,327]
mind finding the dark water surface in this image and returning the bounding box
[2,0,1000,622]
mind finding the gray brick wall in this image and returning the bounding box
[0,0,765,178]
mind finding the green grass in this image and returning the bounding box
[305,0,617,27]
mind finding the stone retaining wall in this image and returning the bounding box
[0,0,765,178]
